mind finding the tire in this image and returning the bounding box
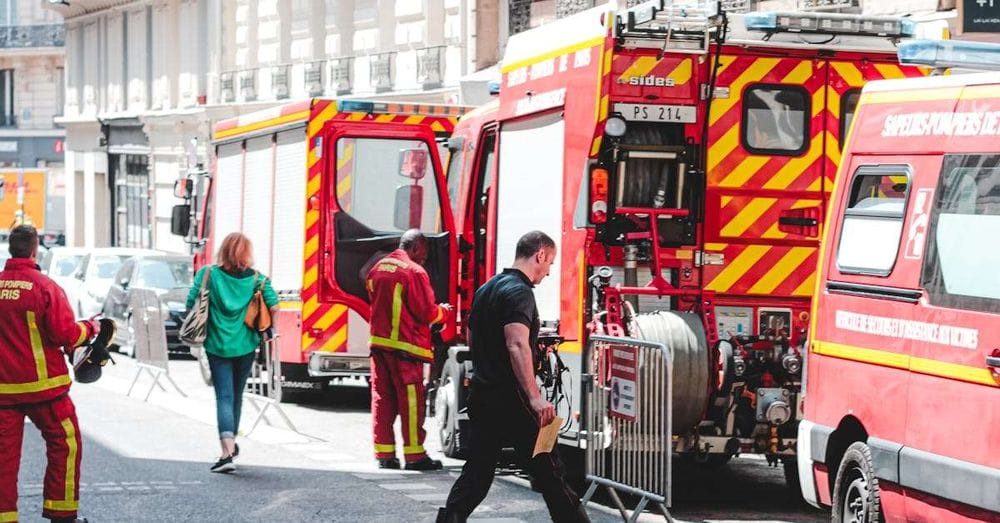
[783,457,804,502]
[436,359,467,459]
[832,442,882,523]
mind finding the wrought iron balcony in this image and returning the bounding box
[0,24,65,49]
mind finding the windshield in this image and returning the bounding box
[134,259,193,290]
[89,255,129,281]
[51,254,84,277]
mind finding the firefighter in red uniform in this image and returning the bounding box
[367,229,450,470]
[0,226,99,523]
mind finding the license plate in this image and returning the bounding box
[614,103,697,123]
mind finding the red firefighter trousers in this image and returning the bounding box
[0,394,82,521]
[371,350,428,462]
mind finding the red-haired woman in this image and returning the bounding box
[186,232,278,473]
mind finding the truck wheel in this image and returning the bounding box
[832,442,882,523]
[436,359,467,459]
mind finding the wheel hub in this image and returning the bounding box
[843,474,869,523]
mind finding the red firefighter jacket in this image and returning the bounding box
[366,249,445,363]
[0,258,95,406]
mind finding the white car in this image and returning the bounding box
[39,246,89,301]
[71,248,164,319]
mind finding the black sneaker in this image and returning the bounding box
[378,457,401,469]
[210,455,236,473]
[404,457,443,471]
[51,518,88,523]
[234,443,240,458]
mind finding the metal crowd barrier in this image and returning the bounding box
[242,334,299,435]
[581,335,673,522]
[126,289,186,401]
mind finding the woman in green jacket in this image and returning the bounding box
[186,232,278,473]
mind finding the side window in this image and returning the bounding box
[836,166,910,276]
[743,85,809,155]
[839,89,861,150]
[445,141,465,218]
[334,137,442,233]
[922,154,1000,313]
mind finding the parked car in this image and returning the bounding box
[39,247,88,298]
[0,243,9,268]
[102,254,193,357]
[71,248,162,319]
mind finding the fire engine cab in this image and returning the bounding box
[171,99,466,395]
[431,0,928,488]
[797,39,1000,522]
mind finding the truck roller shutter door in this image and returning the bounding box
[243,136,275,276]
[271,130,307,292]
[213,143,244,246]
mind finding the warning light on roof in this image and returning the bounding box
[337,100,375,113]
[743,11,915,38]
[898,39,1000,71]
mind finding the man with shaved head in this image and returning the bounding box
[366,228,451,470]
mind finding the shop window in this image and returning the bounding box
[742,85,809,155]
[922,154,1000,313]
[836,166,910,276]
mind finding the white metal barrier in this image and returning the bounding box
[242,335,299,435]
[581,335,673,522]
[126,289,186,401]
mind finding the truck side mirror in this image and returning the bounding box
[170,204,191,237]
[398,148,428,180]
[173,178,193,199]
[394,185,424,230]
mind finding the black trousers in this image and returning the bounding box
[439,386,589,523]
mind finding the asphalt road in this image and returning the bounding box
[13,355,826,522]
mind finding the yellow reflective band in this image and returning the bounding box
[812,340,998,387]
[404,444,426,455]
[74,322,88,347]
[61,418,78,506]
[369,336,433,360]
[407,384,418,450]
[26,311,47,381]
[432,306,444,325]
[43,499,78,512]
[390,283,403,340]
[374,443,396,453]
[0,511,17,522]
[0,374,71,394]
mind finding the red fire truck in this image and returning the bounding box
[428,3,928,483]
[171,99,466,394]
[797,39,1000,522]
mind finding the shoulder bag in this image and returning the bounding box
[244,271,272,332]
[179,266,212,345]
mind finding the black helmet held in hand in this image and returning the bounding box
[72,318,117,384]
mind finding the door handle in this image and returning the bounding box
[778,216,818,227]
[986,356,1000,368]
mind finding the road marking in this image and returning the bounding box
[377,482,435,491]
[352,472,420,480]
[406,492,449,502]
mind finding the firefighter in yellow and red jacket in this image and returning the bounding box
[367,229,450,470]
[0,226,99,523]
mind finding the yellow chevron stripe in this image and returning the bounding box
[807,177,823,192]
[307,103,339,137]
[831,62,865,87]
[306,208,319,228]
[710,58,780,126]
[304,235,318,260]
[748,247,814,294]
[347,112,366,121]
[720,196,733,207]
[303,295,320,319]
[762,133,824,190]
[793,272,816,297]
[591,136,602,156]
[314,304,348,331]
[598,94,610,121]
[431,121,446,132]
[761,222,787,240]
[404,115,425,124]
[705,245,771,292]
[307,174,321,197]
[617,56,660,83]
[874,64,905,80]
[718,155,770,188]
[791,199,821,209]
[812,88,826,118]
[303,265,318,289]
[318,324,348,352]
[705,243,728,251]
[827,89,841,119]
[825,131,841,166]
[593,45,608,122]
[720,198,777,238]
[375,114,394,123]
[715,55,738,77]
[707,124,740,172]
[781,60,813,84]
[667,59,692,86]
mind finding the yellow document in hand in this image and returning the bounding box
[532,416,563,457]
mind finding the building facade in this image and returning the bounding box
[48,0,477,253]
[0,0,65,241]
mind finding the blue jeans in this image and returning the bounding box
[207,351,256,439]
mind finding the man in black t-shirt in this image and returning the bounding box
[438,231,590,523]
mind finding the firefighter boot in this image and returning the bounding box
[378,457,401,469]
[404,456,443,471]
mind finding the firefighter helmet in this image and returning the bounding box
[72,318,116,383]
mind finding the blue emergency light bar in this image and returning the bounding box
[336,100,376,113]
[898,39,1000,71]
[744,11,915,38]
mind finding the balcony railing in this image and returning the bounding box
[0,24,65,49]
